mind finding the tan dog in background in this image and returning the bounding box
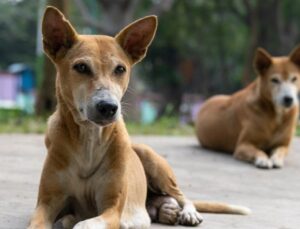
[28,7,250,229]
[196,47,300,169]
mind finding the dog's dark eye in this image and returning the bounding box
[292,76,297,83]
[271,78,280,84]
[73,63,92,75]
[114,65,126,75]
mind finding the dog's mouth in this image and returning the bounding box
[88,116,118,127]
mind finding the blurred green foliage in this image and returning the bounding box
[3,0,300,98]
[140,0,248,109]
[0,0,37,69]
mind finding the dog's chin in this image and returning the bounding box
[276,102,295,110]
[283,104,294,109]
[88,118,117,127]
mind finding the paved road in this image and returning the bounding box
[0,134,299,229]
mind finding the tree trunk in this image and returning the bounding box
[242,0,281,85]
[35,0,68,115]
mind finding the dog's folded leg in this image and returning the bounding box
[158,199,181,225]
[146,194,180,225]
[234,143,273,169]
[133,143,203,226]
[270,146,288,168]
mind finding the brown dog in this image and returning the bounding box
[28,7,250,229]
[196,47,300,169]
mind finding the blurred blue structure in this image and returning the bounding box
[0,63,35,116]
[140,100,157,124]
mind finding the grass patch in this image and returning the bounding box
[1,115,300,137]
[0,116,47,134]
[0,115,194,135]
[127,116,194,135]
[296,124,300,136]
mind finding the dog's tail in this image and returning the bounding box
[193,201,251,215]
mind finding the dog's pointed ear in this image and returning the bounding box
[289,45,300,68]
[115,15,157,65]
[42,6,78,60]
[254,48,273,75]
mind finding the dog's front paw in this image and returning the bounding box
[158,201,181,225]
[270,153,284,168]
[178,204,203,226]
[254,156,273,169]
[73,218,106,229]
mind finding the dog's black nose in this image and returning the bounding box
[96,101,118,118]
[283,96,293,107]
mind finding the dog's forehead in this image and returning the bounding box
[67,35,129,64]
[269,57,300,77]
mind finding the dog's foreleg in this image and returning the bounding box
[73,180,126,229]
[234,143,273,169]
[270,146,288,168]
[28,194,67,229]
[28,157,69,229]
[73,206,121,229]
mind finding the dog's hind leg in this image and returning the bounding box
[133,143,250,221]
[133,143,203,226]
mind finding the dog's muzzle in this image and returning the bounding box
[87,89,120,126]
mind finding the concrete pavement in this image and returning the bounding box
[0,134,299,229]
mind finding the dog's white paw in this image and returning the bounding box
[270,153,284,168]
[254,156,273,169]
[73,218,106,229]
[178,204,203,226]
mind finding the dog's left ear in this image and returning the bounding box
[289,45,300,68]
[254,48,273,76]
[115,15,158,65]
